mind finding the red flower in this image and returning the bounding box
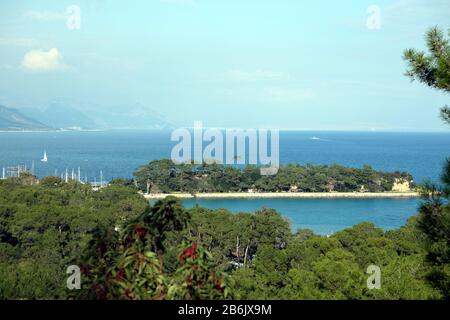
[214,280,224,292]
[179,243,198,262]
[115,269,125,282]
[134,225,146,238]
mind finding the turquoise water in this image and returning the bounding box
[183,197,421,235]
[0,130,447,234]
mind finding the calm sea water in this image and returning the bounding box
[0,130,448,234]
[183,198,420,235]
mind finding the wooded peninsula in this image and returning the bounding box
[133,159,415,195]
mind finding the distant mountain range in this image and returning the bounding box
[0,105,52,131]
[24,103,97,130]
[87,103,173,130]
[0,103,172,131]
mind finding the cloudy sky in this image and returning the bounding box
[0,0,449,131]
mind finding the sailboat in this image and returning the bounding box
[41,151,48,162]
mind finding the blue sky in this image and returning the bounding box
[0,0,449,131]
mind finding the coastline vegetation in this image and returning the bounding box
[133,160,414,194]
[0,160,447,299]
[0,26,448,301]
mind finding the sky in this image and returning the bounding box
[0,0,449,131]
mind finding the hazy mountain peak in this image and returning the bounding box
[0,105,51,131]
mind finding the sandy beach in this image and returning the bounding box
[142,191,421,200]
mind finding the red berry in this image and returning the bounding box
[134,225,146,238]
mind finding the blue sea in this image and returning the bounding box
[0,130,448,234]
[183,198,420,235]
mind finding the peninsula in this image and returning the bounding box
[134,160,417,196]
[142,191,420,200]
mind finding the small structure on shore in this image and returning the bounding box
[392,178,411,192]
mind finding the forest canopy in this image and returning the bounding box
[0,176,446,300]
[133,160,414,194]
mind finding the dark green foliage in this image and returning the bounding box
[232,220,441,300]
[333,223,398,268]
[134,160,413,194]
[0,177,444,300]
[416,171,450,298]
[188,207,290,268]
[109,178,137,188]
[386,216,426,256]
[169,205,440,300]
[76,198,232,300]
[40,176,65,188]
[364,254,441,300]
[145,196,191,254]
[403,26,450,124]
[403,26,450,298]
[0,179,148,299]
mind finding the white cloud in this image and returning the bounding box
[21,48,70,72]
[226,69,289,82]
[23,10,66,21]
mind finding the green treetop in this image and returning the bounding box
[403,26,450,124]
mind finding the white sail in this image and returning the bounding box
[41,152,48,162]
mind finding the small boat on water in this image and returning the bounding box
[41,151,48,162]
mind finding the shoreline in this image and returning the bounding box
[143,191,421,200]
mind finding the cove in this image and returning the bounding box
[183,197,420,235]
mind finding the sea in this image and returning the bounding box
[0,130,448,234]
